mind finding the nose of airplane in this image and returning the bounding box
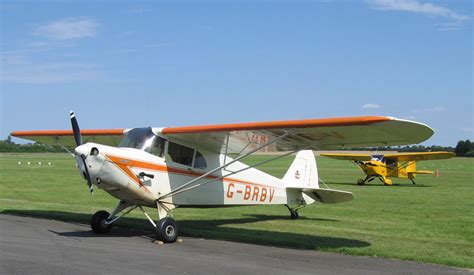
[75,144,90,157]
[74,143,107,193]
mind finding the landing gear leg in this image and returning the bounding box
[410,178,416,185]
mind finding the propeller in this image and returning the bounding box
[70,111,93,193]
[81,154,94,193]
[70,111,82,146]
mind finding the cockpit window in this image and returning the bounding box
[371,155,384,162]
[386,158,397,167]
[167,142,194,166]
[194,151,207,169]
[149,136,166,157]
[119,127,166,157]
[119,128,154,149]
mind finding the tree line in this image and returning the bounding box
[0,135,473,157]
[0,135,63,153]
[336,139,473,157]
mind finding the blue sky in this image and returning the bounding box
[1,0,472,146]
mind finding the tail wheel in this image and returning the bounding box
[91,210,112,234]
[290,210,299,220]
[155,217,178,243]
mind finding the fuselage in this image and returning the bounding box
[75,128,301,209]
[358,159,416,179]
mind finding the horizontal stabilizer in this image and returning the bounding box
[287,187,353,203]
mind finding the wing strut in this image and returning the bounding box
[158,131,293,200]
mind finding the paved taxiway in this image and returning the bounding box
[0,214,469,274]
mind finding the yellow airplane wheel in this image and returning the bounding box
[357,179,365,185]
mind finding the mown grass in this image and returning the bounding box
[0,153,473,268]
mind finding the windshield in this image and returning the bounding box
[119,127,166,157]
[119,128,155,150]
[371,155,384,162]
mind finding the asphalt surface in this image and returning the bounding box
[0,214,469,275]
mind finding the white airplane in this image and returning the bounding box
[11,113,433,243]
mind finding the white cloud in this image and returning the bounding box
[369,0,471,21]
[35,18,99,40]
[362,103,381,109]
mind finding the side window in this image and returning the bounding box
[150,137,166,157]
[386,158,397,167]
[168,142,194,166]
[193,151,207,169]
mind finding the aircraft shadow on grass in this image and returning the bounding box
[2,209,370,250]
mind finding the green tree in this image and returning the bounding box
[455,140,472,157]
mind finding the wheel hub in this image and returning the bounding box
[165,225,174,236]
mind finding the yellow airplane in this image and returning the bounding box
[320,152,455,186]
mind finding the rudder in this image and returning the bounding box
[282,150,319,189]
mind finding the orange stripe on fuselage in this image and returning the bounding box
[105,154,275,189]
[105,155,151,193]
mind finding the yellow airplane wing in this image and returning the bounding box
[319,153,372,161]
[383,152,455,162]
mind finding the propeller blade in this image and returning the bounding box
[70,111,82,146]
[81,154,93,193]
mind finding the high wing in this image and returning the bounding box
[159,116,434,154]
[11,129,126,147]
[11,116,434,153]
[318,153,372,161]
[383,152,455,162]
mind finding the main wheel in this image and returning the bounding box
[91,210,112,234]
[357,179,365,185]
[155,217,178,243]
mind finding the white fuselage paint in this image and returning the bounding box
[77,142,302,210]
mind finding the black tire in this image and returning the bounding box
[290,211,299,220]
[155,217,178,243]
[91,210,112,234]
[357,179,365,185]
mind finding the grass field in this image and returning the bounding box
[0,153,473,268]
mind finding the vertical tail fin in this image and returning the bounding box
[283,150,353,204]
[282,150,319,189]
